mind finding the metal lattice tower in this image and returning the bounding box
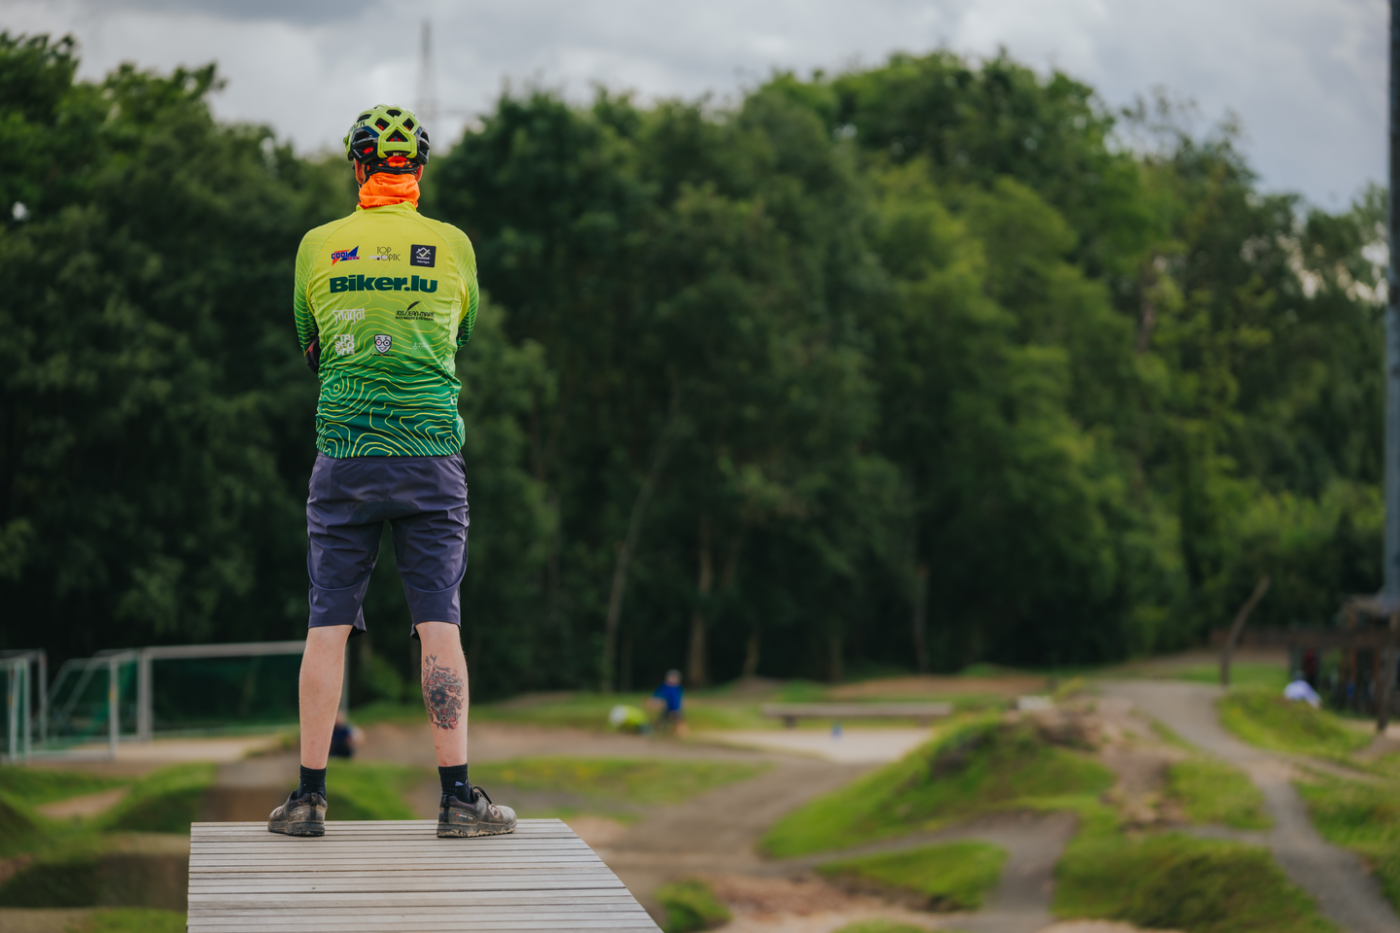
[417,19,440,129]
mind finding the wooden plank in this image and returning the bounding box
[186,819,660,933]
[190,918,660,924]
[189,889,636,900]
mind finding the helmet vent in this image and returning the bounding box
[404,119,415,129]
[387,109,401,117]
[375,119,389,130]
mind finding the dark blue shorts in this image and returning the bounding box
[306,452,468,636]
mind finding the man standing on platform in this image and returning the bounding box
[267,104,515,840]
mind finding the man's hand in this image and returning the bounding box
[303,337,320,374]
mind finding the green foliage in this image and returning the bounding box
[98,763,215,834]
[1218,690,1370,758]
[1056,818,1335,933]
[760,717,1113,857]
[471,757,765,806]
[818,840,1006,910]
[0,768,128,807]
[0,37,1388,694]
[72,908,186,933]
[1167,758,1271,830]
[1298,776,1400,911]
[327,761,424,820]
[654,879,732,933]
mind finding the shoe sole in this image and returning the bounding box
[268,821,325,837]
[436,823,517,838]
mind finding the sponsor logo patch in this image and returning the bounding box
[374,334,393,354]
[332,308,365,323]
[334,334,355,356]
[329,274,438,294]
[331,246,360,265]
[396,300,434,321]
[371,246,400,262]
[410,244,437,268]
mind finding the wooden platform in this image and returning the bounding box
[188,819,661,932]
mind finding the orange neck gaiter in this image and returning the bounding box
[358,172,420,210]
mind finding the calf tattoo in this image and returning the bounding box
[422,654,464,730]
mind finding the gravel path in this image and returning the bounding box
[1103,680,1400,933]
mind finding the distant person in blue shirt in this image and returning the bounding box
[649,669,686,735]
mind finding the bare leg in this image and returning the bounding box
[417,621,468,766]
[299,625,352,770]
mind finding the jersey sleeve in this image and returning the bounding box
[454,231,479,349]
[293,230,320,372]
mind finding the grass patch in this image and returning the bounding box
[329,760,427,820]
[98,763,216,834]
[71,908,186,933]
[0,850,102,907]
[1297,776,1400,911]
[0,791,41,857]
[831,923,945,933]
[0,768,129,807]
[818,840,1006,911]
[1167,758,1271,830]
[1176,663,1290,692]
[760,716,1113,858]
[655,879,731,933]
[1055,803,1334,932]
[1218,690,1369,759]
[471,757,765,807]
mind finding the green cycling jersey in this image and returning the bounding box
[293,200,479,457]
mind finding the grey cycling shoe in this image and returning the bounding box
[437,785,517,838]
[267,791,327,837]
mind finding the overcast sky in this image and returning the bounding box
[0,0,1386,208]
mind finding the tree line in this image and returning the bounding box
[0,34,1385,699]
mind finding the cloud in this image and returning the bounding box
[85,0,376,24]
[0,0,1383,205]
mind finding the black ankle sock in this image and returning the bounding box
[298,766,327,799]
[439,764,469,799]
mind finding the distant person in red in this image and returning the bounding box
[1302,648,1320,689]
[649,669,687,736]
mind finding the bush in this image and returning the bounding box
[655,879,731,933]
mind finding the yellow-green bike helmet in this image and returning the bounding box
[344,104,430,175]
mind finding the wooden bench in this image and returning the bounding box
[760,702,954,728]
[187,819,660,932]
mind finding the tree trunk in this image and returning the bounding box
[743,629,761,679]
[912,563,929,674]
[620,630,633,693]
[1220,574,1271,687]
[600,398,679,692]
[828,630,843,684]
[687,513,713,688]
